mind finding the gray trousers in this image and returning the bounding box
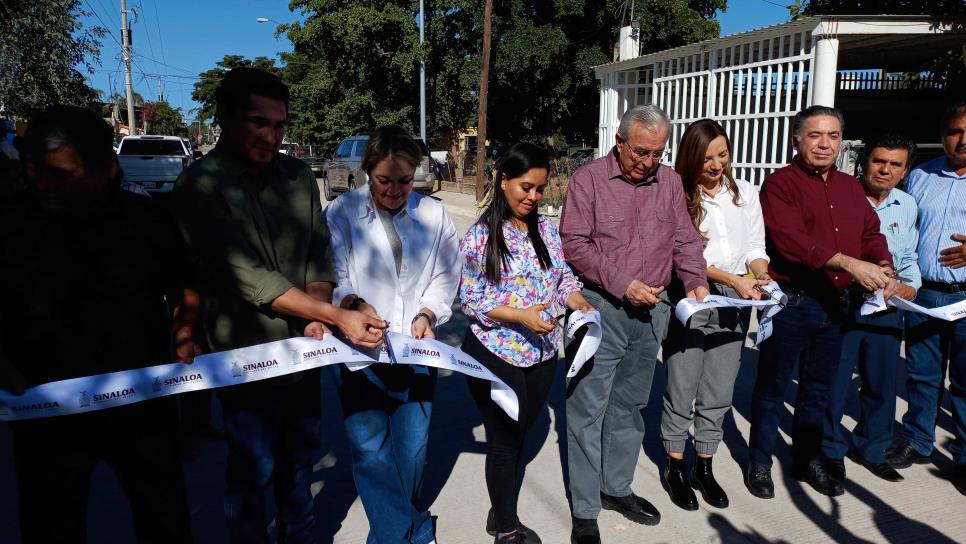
[566,288,671,519]
[660,283,749,455]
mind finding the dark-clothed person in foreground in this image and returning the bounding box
[560,104,709,544]
[821,134,920,484]
[747,105,897,500]
[0,105,193,543]
[170,67,384,543]
[889,100,966,496]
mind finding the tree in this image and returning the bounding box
[190,55,280,124]
[255,1,725,153]
[144,100,187,136]
[0,0,104,117]
[280,1,424,150]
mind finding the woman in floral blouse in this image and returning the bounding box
[459,142,594,544]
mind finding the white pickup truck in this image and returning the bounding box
[116,135,198,193]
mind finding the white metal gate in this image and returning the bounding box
[608,29,815,186]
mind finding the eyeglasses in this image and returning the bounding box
[622,141,666,163]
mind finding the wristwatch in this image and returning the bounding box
[411,312,436,328]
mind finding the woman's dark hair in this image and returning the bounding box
[479,142,552,284]
[362,125,422,175]
[674,118,740,242]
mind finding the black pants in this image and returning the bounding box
[462,331,557,534]
[11,397,191,544]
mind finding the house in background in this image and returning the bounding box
[594,15,966,184]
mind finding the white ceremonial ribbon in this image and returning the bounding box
[0,333,521,422]
[564,310,602,378]
[383,332,520,420]
[861,290,966,321]
[674,283,787,345]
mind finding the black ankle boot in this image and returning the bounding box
[691,455,729,508]
[662,456,698,511]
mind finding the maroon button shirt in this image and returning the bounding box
[560,148,708,299]
[760,157,892,293]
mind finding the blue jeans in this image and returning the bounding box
[220,373,322,544]
[750,291,847,468]
[901,287,966,464]
[822,294,904,463]
[336,365,436,544]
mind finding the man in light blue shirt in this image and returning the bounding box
[822,134,920,484]
[887,100,966,496]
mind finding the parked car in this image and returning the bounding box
[321,135,438,201]
[116,135,192,193]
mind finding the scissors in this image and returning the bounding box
[382,326,399,365]
[754,284,786,308]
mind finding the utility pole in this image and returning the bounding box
[120,0,137,135]
[475,0,493,202]
[157,75,164,102]
[419,0,426,144]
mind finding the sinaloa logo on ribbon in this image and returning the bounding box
[8,400,61,414]
[298,346,338,366]
[408,346,440,359]
[450,353,484,373]
[157,372,204,391]
[89,388,136,405]
[232,359,280,377]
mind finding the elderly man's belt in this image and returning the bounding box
[922,280,966,293]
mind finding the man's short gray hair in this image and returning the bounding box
[617,104,670,139]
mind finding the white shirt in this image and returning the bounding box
[326,185,461,333]
[698,178,769,275]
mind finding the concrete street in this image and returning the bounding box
[0,190,963,543]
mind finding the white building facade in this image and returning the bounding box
[594,16,965,185]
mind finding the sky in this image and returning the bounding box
[79,0,793,120]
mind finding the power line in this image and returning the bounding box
[83,0,122,48]
[151,0,167,71]
[759,0,791,8]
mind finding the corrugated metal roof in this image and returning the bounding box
[592,14,953,72]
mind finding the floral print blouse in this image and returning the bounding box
[459,216,582,367]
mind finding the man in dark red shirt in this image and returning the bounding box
[746,105,897,499]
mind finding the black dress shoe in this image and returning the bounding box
[822,457,846,481]
[662,456,698,511]
[885,442,931,469]
[600,491,661,526]
[952,464,966,496]
[847,451,903,482]
[794,462,845,497]
[744,462,774,499]
[486,509,541,543]
[570,517,601,544]
[691,455,729,508]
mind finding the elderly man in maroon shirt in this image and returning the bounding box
[746,105,898,500]
[560,104,709,544]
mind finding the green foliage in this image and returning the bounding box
[145,100,187,136]
[193,1,723,153]
[0,0,104,117]
[190,55,280,124]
